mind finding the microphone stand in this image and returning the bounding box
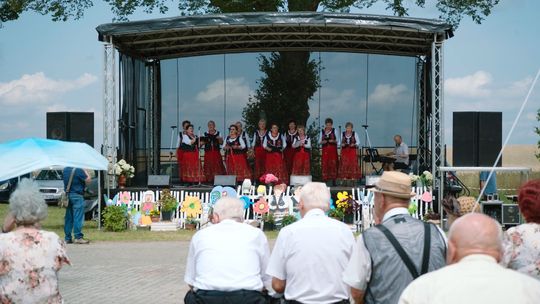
[169,126,177,179]
[362,124,381,175]
[195,127,212,188]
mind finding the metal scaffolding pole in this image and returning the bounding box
[103,42,117,190]
[431,36,445,207]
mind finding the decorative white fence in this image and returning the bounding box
[111,185,433,231]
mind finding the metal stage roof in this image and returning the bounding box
[96,12,453,60]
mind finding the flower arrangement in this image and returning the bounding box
[328,208,345,219]
[159,189,178,213]
[410,171,433,187]
[114,159,135,178]
[335,191,359,216]
[259,173,279,185]
[149,209,160,216]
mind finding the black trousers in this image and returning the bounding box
[393,162,409,170]
[184,289,267,304]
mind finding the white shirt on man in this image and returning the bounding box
[266,208,355,304]
[184,219,271,291]
[398,254,540,304]
[342,207,447,291]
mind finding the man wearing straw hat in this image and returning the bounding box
[343,171,447,304]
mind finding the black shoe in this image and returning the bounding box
[65,239,73,244]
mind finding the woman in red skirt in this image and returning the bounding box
[338,122,362,181]
[319,118,339,184]
[263,123,289,185]
[283,119,298,175]
[291,125,311,176]
[224,125,252,182]
[180,124,204,184]
[202,120,225,183]
[176,120,191,180]
[251,119,268,180]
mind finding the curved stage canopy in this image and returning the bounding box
[97,12,452,59]
[96,12,452,193]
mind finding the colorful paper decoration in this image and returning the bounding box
[119,191,131,204]
[181,196,203,218]
[253,197,270,215]
[421,191,433,203]
[239,196,252,209]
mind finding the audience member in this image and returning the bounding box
[266,182,355,304]
[479,171,497,197]
[399,213,540,303]
[63,167,91,244]
[184,197,270,304]
[501,179,540,280]
[343,171,446,304]
[0,179,71,303]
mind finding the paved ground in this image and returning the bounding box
[59,241,191,304]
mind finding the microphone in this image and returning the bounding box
[198,126,201,131]
[171,125,177,129]
[362,124,369,128]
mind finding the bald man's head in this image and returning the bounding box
[447,213,503,264]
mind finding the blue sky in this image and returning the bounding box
[0,0,538,151]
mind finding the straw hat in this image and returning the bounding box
[370,171,415,199]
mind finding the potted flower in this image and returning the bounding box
[262,213,275,231]
[328,208,344,220]
[159,189,177,221]
[410,171,433,188]
[185,217,199,230]
[259,173,279,187]
[335,191,359,224]
[281,214,297,227]
[149,209,160,222]
[113,159,135,188]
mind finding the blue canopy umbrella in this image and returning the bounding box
[0,138,108,181]
[0,138,109,229]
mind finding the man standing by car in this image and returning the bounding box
[63,167,91,244]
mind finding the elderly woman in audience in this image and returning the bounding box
[0,179,70,303]
[501,179,540,280]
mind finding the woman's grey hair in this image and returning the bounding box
[213,197,244,222]
[9,178,48,225]
[300,182,330,212]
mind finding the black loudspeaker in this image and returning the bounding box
[453,112,502,167]
[46,112,94,147]
[213,175,237,186]
[148,175,170,187]
[502,204,522,225]
[481,201,503,224]
[290,175,312,186]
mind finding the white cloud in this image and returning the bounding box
[0,72,97,105]
[196,77,252,106]
[445,70,492,98]
[369,83,410,104]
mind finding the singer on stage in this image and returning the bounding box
[202,120,226,182]
[180,124,204,184]
[263,123,289,185]
[319,118,339,184]
[224,125,252,182]
[337,122,361,180]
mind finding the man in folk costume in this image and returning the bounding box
[224,125,252,182]
[180,124,204,184]
[319,118,339,185]
[263,123,289,185]
[337,122,361,181]
[282,119,298,176]
[202,120,225,183]
[291,125,311,176]
[252,118,268,181]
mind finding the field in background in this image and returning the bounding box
[446,145,540,171]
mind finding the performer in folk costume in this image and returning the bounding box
[201,120,226,183]
[224,125,252,182]
[319,118,340,183]
[235,121,251,162]
[337,122,362,180]
[251,118,268,180]
[283,119,298,175]
[263,123,289,185]
[180,124,204,183]
[291,125,311,176]
[176,120,191,180]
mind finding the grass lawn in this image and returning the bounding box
[0,204,280,242]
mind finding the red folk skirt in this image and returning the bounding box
[321,145,338,181]
[338,147,361,180]
[254,146,267,180]
[283,146,296,175]
[226,153,252,182]
[265,152,289,185]
[203,149,226,183]
[176,148,184,179]
[181,150,204,183]
[291,148,310,176]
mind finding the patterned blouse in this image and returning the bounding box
[502,223,540,280]
[0,228,71,303]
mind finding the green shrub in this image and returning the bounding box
[281,214,297,227]
[102,205,128,232]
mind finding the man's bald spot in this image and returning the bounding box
[449,213,502,256]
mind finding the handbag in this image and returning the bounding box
[59,169,76,208]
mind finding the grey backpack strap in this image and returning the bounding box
[421,222,432,275]
[66,168,76,193]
